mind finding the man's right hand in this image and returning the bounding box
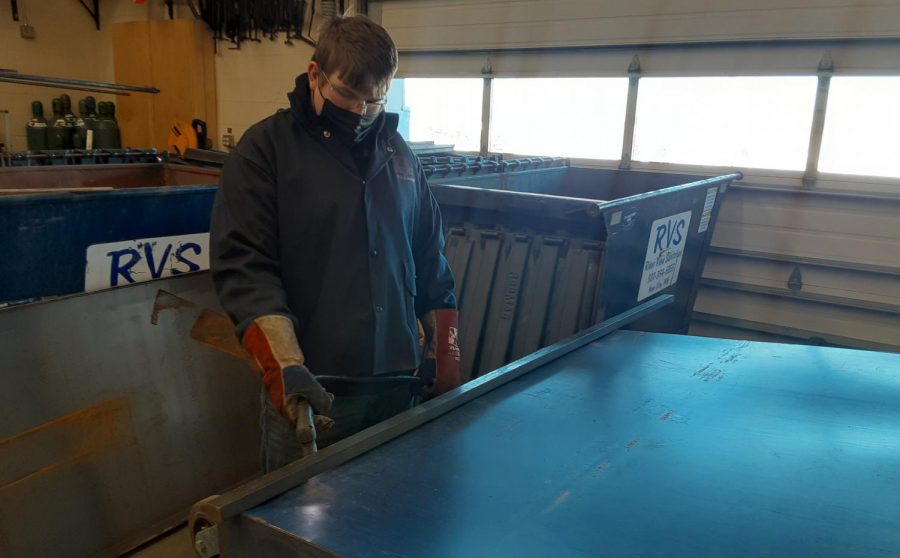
[282,364,334,417]
[242,315,334,419]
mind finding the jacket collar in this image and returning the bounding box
[287,73,400,180]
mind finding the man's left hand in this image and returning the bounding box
[417,309,461,396]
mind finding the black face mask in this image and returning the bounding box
[321,99,379,145]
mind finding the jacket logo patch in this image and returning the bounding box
[392,153,416,183]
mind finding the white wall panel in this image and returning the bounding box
[702,253,900,311]
[377,0,900,52]
[693,184,900,351]
[693,286,900,350]
[710,188,900,272]
[396,40,900,78]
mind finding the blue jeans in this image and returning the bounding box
[259,383,416,473]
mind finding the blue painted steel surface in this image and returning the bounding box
[245,332,900,557]
[0,185,215,303]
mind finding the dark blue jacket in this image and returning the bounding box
[210,74,456,376]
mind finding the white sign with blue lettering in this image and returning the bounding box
[637,210,692,301]
[84,233,210,292]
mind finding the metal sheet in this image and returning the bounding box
[0,273,260,557]
[240,332,900,557]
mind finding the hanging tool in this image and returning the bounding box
[168,121,194,156]
[168,119,208,156]
[198,0,308,49]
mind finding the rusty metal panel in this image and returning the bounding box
[0,273,260,557]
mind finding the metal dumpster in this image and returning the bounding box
[0,163,218,305]
[430,167,739,380]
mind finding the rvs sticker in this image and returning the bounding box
[637,211,692,301]
[85,233,210,292]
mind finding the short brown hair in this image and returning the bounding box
[312,16,398,94]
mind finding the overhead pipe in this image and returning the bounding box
[0,71,159,96]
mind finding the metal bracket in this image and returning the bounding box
[802,52,834,188]
[627,54,642,76]
[186,0,200,18]
[78,0,99,30]
[787,266,803,292]
[480,57,494,156]
[817,52,835,77]
[619,55,642,170]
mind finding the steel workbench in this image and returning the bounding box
[191,297,900,557]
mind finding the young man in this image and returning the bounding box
[210,15,459,472]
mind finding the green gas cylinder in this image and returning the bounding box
[72,99,88,149]
[60,95,75,119]
[60,94,81,148]
[83,96,99,148]
[26,101,49,150]
[49,97,72,149]
[108,102,122,148]
[84,96,98,119]
[94,102,116,149]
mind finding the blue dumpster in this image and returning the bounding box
[0,164,218,305]
[429,168,739,379]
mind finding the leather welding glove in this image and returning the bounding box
[417,309,461,396]
[242,315,334,419]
